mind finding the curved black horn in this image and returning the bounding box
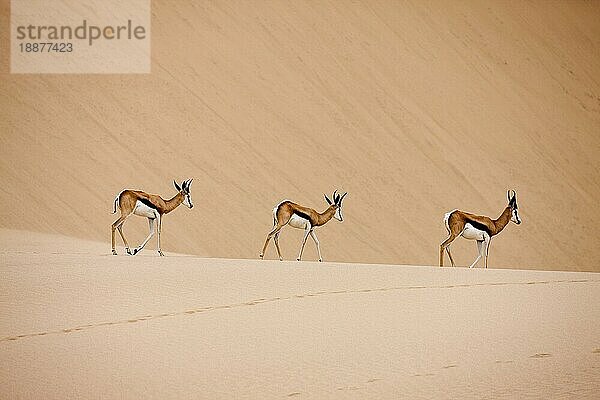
[339,192,348,204]
[174,180,182,192]
[324,194,332,205]
[508,189,516,201]
[507,190,517,207]
[333,190,339,204]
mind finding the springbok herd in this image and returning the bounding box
[111,179,521,268]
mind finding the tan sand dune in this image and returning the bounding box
[1,231,599,399]
[1,1,599,270]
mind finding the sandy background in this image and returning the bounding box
[1,1,599,270]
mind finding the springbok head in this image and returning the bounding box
[174,179,194,209]
[507,190,520,224]
[324,190,348,222]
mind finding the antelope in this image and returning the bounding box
[111,179,194,256]
[440,190,521,268]
[259,190,348,262]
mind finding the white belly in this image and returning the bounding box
[461,223,486,241]
[288,214,310,229]
[133,200,157,218]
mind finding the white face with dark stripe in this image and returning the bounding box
[334,206,343,221]
[183,193,193,208]
[508,193,520,224]
[511,208,521,224]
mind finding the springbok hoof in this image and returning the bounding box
[296,258,301,261]
[259,254,263,259]
[112,250,117,256]
[279,257,283,261]
[318,259,323,262]
[126,248,132,255]
[131,248,140,256]
[158,251,165,257]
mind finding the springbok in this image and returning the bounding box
[111,179,194,256]
[440,190,521,268]
[259,190,347,262]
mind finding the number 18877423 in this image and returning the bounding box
[19,42,73,52]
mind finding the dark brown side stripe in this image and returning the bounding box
[293,210,312,222]
[139,197,157,210]
[465,218,492,235]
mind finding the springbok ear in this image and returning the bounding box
[174,180,182,192]
[324,194,332,205]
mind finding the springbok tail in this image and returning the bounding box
[272,199,289,227]
[112,195,119,214]
[444,209,457,232]
[272,210,278,227]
